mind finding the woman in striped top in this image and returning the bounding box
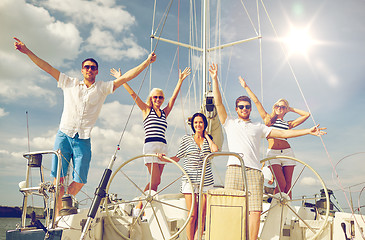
[239,77,310,198]
[111,67,191,213]
[162,112,218,240]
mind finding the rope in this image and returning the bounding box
[165,48,182,152]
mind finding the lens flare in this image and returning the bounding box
[285,28,314,55]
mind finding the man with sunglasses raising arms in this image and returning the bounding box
[14,37,156,217]
[209,63,326,240]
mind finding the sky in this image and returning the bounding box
[0,0,364,213]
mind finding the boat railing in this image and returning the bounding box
[21,149,62,230]
[197,151,249,240]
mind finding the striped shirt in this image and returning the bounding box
[176,135,214,187]
[271,119,290,130]
[270,119,289,140]
[143,108,168,144]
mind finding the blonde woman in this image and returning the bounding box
[111,67,191,213]
[239,77,310,198]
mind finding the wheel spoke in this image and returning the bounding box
[286,203,317,234]
[261,200,280,215]
[260,156,330,240]
[104,154,195,240]
[280,203,285,237]
[154,199,190,212]
[120,169,146,197]
[148,163,154,195]
[267,161,283,196]
[288,195,325,204]
[287,164,306,197]
[154,174,184,196]
[150,200,167,240]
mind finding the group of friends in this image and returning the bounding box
[14,37,326,240]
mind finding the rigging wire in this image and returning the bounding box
[208,0,229,117]
[115,0,174,155]
[177,0,180,69]
[259,0,341,202]
[213,0,221,92]
[222,47,233,118]
[165,48,183,152]
[176,0,188,138]
[239,0,259,36]
[109,0,176,194]
[151,1,363,218]
[259,0,365,229]
[149,0,158,91]
[100,0,176,196]
[190,0,200,109]
[359,187,365,220]
[331,152,365,194]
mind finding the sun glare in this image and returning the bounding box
[285,28,314,55]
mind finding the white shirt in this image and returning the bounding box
[58,73,114,139]
[223,117,272,170]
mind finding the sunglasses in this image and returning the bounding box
[83,65,98,71]
[153,96,164,100]
[237,105,251,110]
[275,105,287,110]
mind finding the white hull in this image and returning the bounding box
[6,152,365,240]
[13,193,363,240]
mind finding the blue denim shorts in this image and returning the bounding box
[51,130,91,184]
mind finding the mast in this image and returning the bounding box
[202,0,208,98]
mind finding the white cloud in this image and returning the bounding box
[85,28,146,60]
[0,149,28,177]
[9,129,56,150]
[92,102,146,164]
[41,0,135,33]
[95,101,191,165]
[300,176,319,186]
[0,0,81,103]
[0,75,58,105]
[0,108,9,117]
[1,0,81,65]
[36,0,146,60]
[98,101,141,129]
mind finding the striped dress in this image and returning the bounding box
[176,135,214,188]
[143,108,168,144]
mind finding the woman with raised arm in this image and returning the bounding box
[163,112,218,240]
[239,76,310,198]
[110,67,191,214]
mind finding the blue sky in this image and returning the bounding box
[0,0,364,212]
